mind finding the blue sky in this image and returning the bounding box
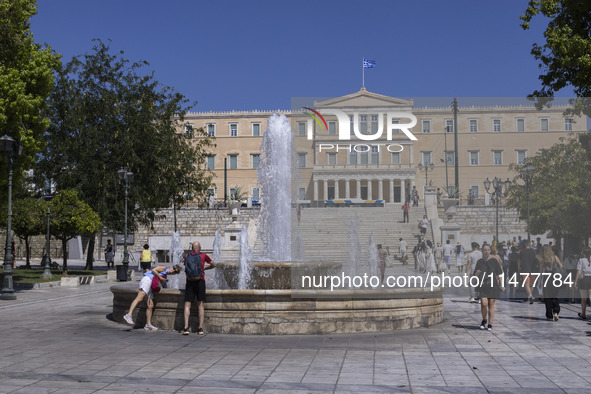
[30,1,560,112]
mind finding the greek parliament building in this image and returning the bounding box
[184,88,585,204]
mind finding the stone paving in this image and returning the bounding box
[2,260,591,393]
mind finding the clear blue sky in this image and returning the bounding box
[30,0,562,112]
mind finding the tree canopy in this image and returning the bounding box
[37,40,214,268]
[0,0,60,197]
[507,135,591,246]
[521,0,591,114]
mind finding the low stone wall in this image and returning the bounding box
[111,285,444,334]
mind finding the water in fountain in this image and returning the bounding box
[346,215,361,281]
[256,113,292,261]
[167,231,185,289]
[367,233,379,286]
[209,229,229,289]
[238,225,253,290]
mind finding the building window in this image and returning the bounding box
[206,155,215,170]
[469,119,478,133]
[469,151,479,166]
[252,123,261,137]
[359,115,368,134]
[445,119,454,133]
[229,123,238,137]
[297,153,306,168]
[565,118,573,131]
[349,115,354,135]
[370,115,378,133]
[360,149,369,164]
[207,188,216,198]
[298,122,306,136]
[493,119,501,132]
[493,150,502,165]
[391,119,400,134]
[470,185,479,199]
[391,152,400,164]
[184,123,193,138]
[517,150,526,165]
[328,121,336,135]
[445,151,455,166]
[251,154,260,169]
[207,124,216,137]
[422,120,431,133]
[229,154,238,169]
[252,187,260,201]
[422,152,431,166]
[370,146,379,164]
[327,152,337,166]
[298,187,306,200]
[516,118,525,132]
[540,118,549,131]
[349,151,357,165]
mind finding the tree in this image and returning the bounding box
[12,197,45,268]
[37,40,214,269]
[521,1,591,115]
[0,0,61,198]
[48,190,101,272]
[507,135,591,249]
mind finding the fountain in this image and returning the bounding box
[111,114,443,334]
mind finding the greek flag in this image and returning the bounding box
[363,59,376,68]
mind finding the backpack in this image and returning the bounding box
[151,275,162,292]
[185,252,202,280]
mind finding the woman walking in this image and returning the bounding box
[474,244,504,331]
[576,247,591,319]
[538,245,563,321]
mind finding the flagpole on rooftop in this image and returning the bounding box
[362,57,365,88]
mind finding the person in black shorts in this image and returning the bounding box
[181,241,216,335]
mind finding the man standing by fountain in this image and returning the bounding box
[182,241,216,335]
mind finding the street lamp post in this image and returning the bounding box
[40,179,54,279]
[484,177,512,245]
[0,135,22,300]
[522,165,535,242]
[117,168,134,281]
[417,162,435,191]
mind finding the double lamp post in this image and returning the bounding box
[484,177,512,246]
[117,167,133,281]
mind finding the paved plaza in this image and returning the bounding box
[2,261,591,393]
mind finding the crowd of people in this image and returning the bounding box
[400,221,591,330]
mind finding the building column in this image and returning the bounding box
[367,179,372,200]
[356,179,361,199]
[400,179,405,203]
[345,180,350,199]
[378,179,383,200]
[409,144,414,165]
[389,179,395,203]
[323,180,328,201]
[334,180,339,200]
[314,180,318,201]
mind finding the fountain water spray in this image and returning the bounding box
[238,225,252,290]
[256,114,292,261]
[367,233,379,286]
[167,231,185,289]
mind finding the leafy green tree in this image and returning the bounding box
[0,0,61,196]
[507,135,591,249]
[521,1,591,115]
[12,197,45,268]
[38,40,214,269]
[48,190,101,272]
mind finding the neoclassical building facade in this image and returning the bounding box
[183,89,585,204]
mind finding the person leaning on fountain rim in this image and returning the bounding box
[181,241,216,335]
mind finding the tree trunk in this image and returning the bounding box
[62,238,68,273]
[85,234,95,270]
[24,237,30,269]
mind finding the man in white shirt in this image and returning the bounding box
[443,240,454,274]
[399,238,408,265]
[466,242,482,303]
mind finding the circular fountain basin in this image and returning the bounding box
[111,285,443,334]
